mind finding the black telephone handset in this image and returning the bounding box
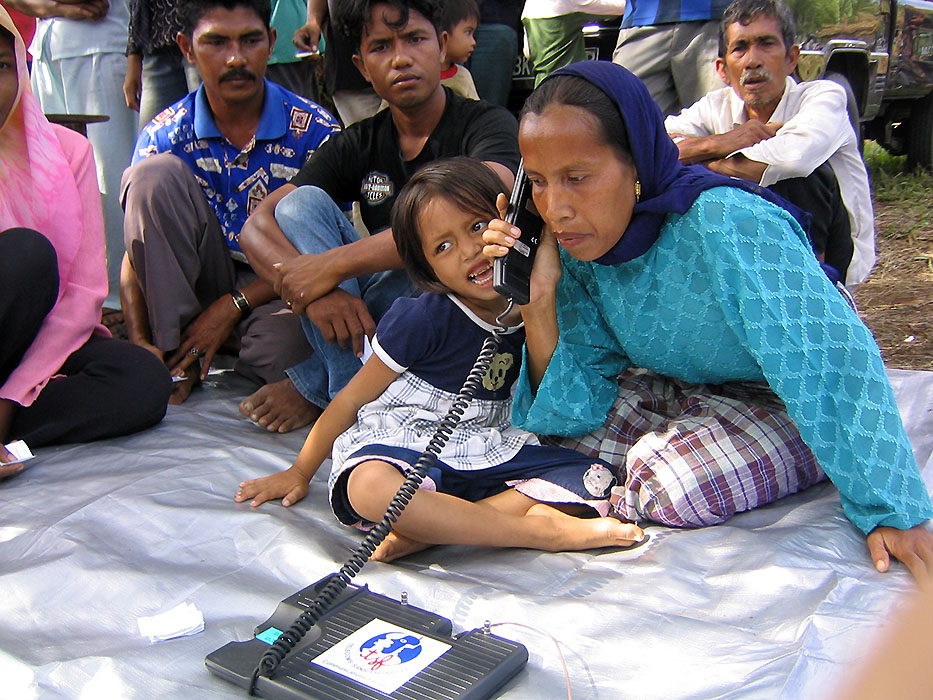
[493,162,543,306]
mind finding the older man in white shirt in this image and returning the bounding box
[664,0,874,286]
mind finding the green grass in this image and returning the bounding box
[863,140,933,238]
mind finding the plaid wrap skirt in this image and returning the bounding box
[545,368,827,527]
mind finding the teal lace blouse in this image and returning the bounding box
[513,187,932,533]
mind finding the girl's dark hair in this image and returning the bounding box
[337,0,443,52]
[391,157,504,293]
[520,74,633,164]
[179,0,272,36]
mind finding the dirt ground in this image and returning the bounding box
[853,198,933,371]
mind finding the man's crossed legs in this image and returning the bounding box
[121,154,319,432]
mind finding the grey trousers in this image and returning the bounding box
[612,20,724,116]
[120,153,313,387]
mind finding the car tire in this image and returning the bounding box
[907,90,933,171]
[824,71,862,152]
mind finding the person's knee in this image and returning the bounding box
[122,153,211,264]
[2,228,59,309]
[346,461,398,521]
[623,434,739,528]
[623,417,822,528]
[102,339,172,429]
[121,153,191,215]
[274,186,343,246]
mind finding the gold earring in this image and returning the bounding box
[634,180,641,202]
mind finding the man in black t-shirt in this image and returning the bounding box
[239,0,518,414]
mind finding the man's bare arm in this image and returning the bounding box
[238,183,302,281]
[705,153,768,182]
[241,159,515,309]
[239,184,405,314]
[485,161,516,192]
[274,231,403,315]
[672,120,781,165]
[293,0,327,53]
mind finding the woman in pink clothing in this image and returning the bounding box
[0,9,171,478]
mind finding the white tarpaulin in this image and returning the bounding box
[2,368,931,699]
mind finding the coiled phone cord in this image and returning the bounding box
[248,303,515,695]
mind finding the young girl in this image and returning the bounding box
[235,157,644,562]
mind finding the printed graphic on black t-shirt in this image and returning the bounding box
[361,171,394,205]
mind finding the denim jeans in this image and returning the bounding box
[275,186,417,409]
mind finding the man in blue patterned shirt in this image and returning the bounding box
[120,0,340,433]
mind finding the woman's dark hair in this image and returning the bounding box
[179,0,272,36]
[391,157,504,293]
[337,0,443,52]
[520,75,633,165]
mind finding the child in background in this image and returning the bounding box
[439,0,480,99]
[235,157,643,562]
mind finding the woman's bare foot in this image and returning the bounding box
[169,360,200,405]
[370,531,433,563]
[239,378,322,433]
[538,515,644,552]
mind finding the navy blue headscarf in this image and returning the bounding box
[544,61,811,266]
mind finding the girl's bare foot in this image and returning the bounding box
[371,531,433,563]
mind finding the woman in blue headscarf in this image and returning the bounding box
[484,60,933,583]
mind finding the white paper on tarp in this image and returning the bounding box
[3,440,34,464]
[138,602,205,642]
[310,618,451,695]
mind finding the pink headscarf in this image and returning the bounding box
[0,6,107,406]
[0,7,82,259]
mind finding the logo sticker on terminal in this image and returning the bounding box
[361,171,394,205]
[310,618,450,694]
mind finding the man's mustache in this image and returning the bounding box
[220,69,256,82]
[740,69,772,85]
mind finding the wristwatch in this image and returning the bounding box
[231,289,251,316]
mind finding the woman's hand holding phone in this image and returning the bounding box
[484,193,562,390]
